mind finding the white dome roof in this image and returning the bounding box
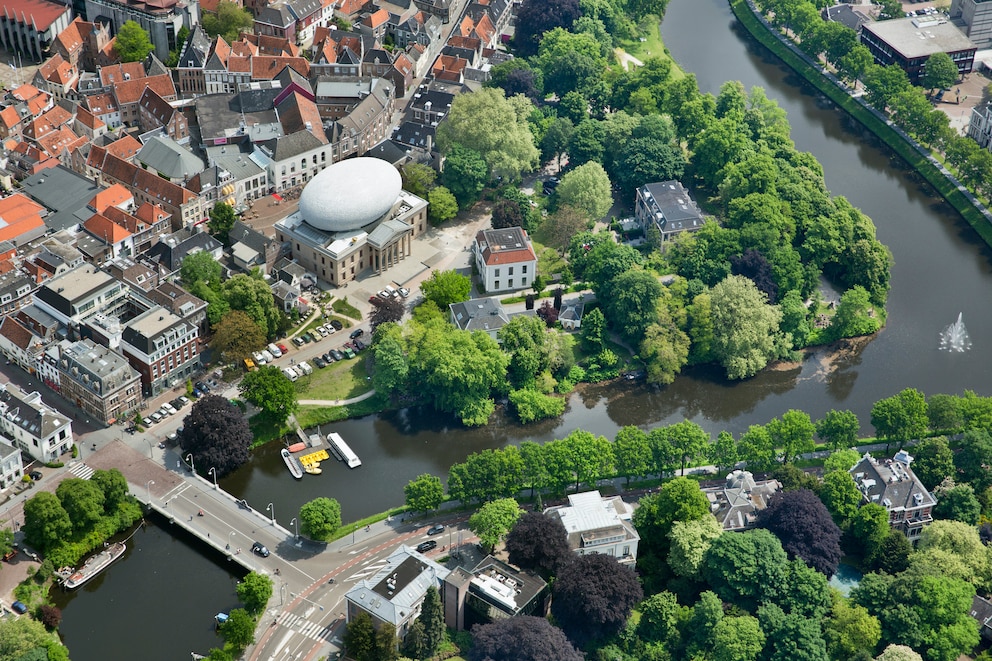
[298,158,402,232]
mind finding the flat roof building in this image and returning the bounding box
[860,16,976,83]
[56,338,142,425]
[544,490,639,566]
[120,305,200,396]
[33,263,129,334]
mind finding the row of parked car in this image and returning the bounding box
[292,320,344,347]
[140,395,191,428]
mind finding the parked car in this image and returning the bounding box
[377,289,391,299]
[251,542,270,558]
[384,285,397,298]
[191,388,203,399]
[317,326,329,337]
[297,361,313,375]
[329,320,343,331]
[143,417,154,426]
[178,396,191,406]
[161,403,177,415]
[282,367,299,382]
[150,412,163,423]
[323,324,336,334]
[342,347,355,359]
[253,351,266,364]
[322,352,335,363]
[301,333,311,344]
[416,540,437,553]
[353,339,366,351]
[427,524,445,535]
[293,337,305,347]
[330,349,344,361]
[398,287,410,298]
[11,601,27,614]
[196,381,210,393]
[277,343,289,354]
[29,470,42,481]
[309,331,322,343]
[267,343,282,358]
[260,350,274,363]
[314,357,327,368]
[350,328,365,339]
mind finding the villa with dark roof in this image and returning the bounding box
[701,470,782,531]
[634,180,706,243]
[448,297,509,340]
[850,450,936,543]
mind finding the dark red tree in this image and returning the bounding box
[39,604,62,629]
[535,300,558,327]
[513,0,580,56]
[731,248,778,303]
[756,489,842,577]
[469,616,583,661]
[551,554,643,644]
[179,395,252,478]
[369,295,404,331]
[491,198,525,229]
[505,512,571,576]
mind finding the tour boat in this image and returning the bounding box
[326,432,361,468]
[63,542,126,589]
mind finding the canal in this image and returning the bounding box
[58,0,992,656]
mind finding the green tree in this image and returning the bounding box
[419,586,445,658]
[613,426,650,486]
[851,503,891,560]
[210,310,267,363]
[0,617,70,661]
[875,646,924,661]
[404,474,444,512]
[824,595,882,661]
[427,186,458,225]
[0,527,13,558]
[640,316,691,386]
[219,608,255,653]
[400,162,436,198]
[600,268,664,343]
[208,202,237,244]
[823,448,861,473]
[544,204,590,257]
[738,423,776,472]
[180,250,223,289]
[709,274,787,380]
[711,430,739,473]
[711,615,765,661]
[702,528,788,611]
[927,394,964,431]
[767,409,815,464]
[921,52,959,94]
[436,88,539,181]
[298,497,341,541]
[114,21,153,62]
[420,269,471,309]
[91,468,129,511]
[468,498,522,552]
[344,611,377,661]
[498,315,552,387]
[933,483,981,525]
[370,323,409,395]
[202,0,254,42]
[954,428,992,492]
[236,571,274,616]
[579,306,606,351]
[441,144,488,207]
[819,470,863,525]
[871,388,928,447]
[554,161,613,221]
[636,591,688,648]
[223,273,283,339]
[238,365,298,423]
[633,477,711,577]
[827,285,883,340]
[668,515,723,579]
[540,117,574,169]
[913,437,955,490]
[815,409,861,451]
[658,420,710,475]
[56,478,105,533]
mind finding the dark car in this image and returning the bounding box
[353,339,366,351]
[329,320,343,331]
[196,381,210,393]
[322,352,335,363]
[330,349,344,361]
[251,542,270,558]
[301,333,312,343]
[29,470,42,481]
[313,357,326,368]
[11,601,27,614]
[192,388,203,398]
[427,524,445,535]
[349,328,365,339]
[416,540,437,553]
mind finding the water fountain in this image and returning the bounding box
[939,313,972,352]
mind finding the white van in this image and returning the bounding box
[297,361,313,375]
[282,367,299,382]
[253,350,266,364]
[268,343,282,358]
[260,350,274,363]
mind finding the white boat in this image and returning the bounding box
[63,542,126,589]
[326,432,361,468]
[281,448,303,479]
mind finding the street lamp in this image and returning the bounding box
[146,480,155,503]
[280,582,287,606]
[228,530,236,551]
[290,517,299,540]
[208,466,218,489]
[185,453,195,475]
[267,502,275,526]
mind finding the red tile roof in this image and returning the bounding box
[337,0,368,17]
[112,73,176,105]
[0,316,35,351]
[11,83,45,102]
[89,183,133,212]
[1,0,70,31]
[102,153,197,209]
[53,16,85,56]
[75,106,105,130]
[0,107,21,131]
[84,212,132,243]
[36,125,82,155]
[99,62,146,87]
[0,193,46,243]
[364,8,390,28]
[251,56,309,80]
[103,205,147,234]
[135,202,170,225]
[83,92,118,116]
[475,229,537,265]
[105,134,142,161]
[211,36,232,66]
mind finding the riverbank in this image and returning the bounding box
[728,0,992,247]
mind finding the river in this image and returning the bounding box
[58,0,992,657]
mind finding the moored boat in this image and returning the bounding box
[63,542,126,589]
[305,463,322,475]
[326,432,361,468]
[281,448,304,479]
[287,442,307,453]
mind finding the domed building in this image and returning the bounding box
[275,158,428,285]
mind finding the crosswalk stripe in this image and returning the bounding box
[68,463,94,480]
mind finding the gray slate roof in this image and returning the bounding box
[137,136,205,181]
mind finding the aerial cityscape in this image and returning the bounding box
[1,0,992,658]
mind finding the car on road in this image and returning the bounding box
[167,432,178,443]
[416,540,437,553]
[349,328,365,339]
[29,470,42,481]
[251,542,270,557]
[11,601,27,614]
[398,287,410,298]
[329,319,343,331]
[427,524,445,535]
[277,343,289,355]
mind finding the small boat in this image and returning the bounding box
[281,448,304,479]
[305,463,322,475]
[63,542,126,589]
[327,432,361,468]
[214,612,229,630]
[287,442,307,453]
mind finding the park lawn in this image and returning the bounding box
[616,14,685,79]
[332,297,362,320]
[529,230,567,278]
[295,392,390,428]
[298,355,371,401]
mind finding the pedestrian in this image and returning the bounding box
[189,515,193,522]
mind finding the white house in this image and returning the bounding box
[544,490,640,566]
[0,439,24,493]
[0,383,73,463]
[473,227,537,293]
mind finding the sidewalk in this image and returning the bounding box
[298,390,377,407]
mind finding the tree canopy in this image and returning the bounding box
[552,553,643,644]
[504,512,572,576]
[404,474,445,512]
[469,498,522,551]
[178,395,252,477]
[202,0,254,43]
[298,497,342,541]
[554,161,613,221]
[757,489,843,577]
[239,365,298,423]
[469,616,583,661]
[114,21,153,62]
[420,269,471,309]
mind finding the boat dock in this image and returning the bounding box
[326,432,361,468]
[299,449,328,467]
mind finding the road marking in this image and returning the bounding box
[67,463,95,480]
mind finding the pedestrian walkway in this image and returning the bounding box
[275,612,336,643]
[298,390,377,407]
[66,462,95,480]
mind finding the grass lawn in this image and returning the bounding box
[616,14,685,79]
[249,412,292,447]
[297,356,372,401]
[295,392,389,428]
[529,227,568,277]
[332,298,362,320]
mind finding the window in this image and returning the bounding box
[494,268,500,277]
[509,267,514,275]
[522,277,527,286]
[509,279,513,288]
[494,281,499,289]
[522,265,527,273]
